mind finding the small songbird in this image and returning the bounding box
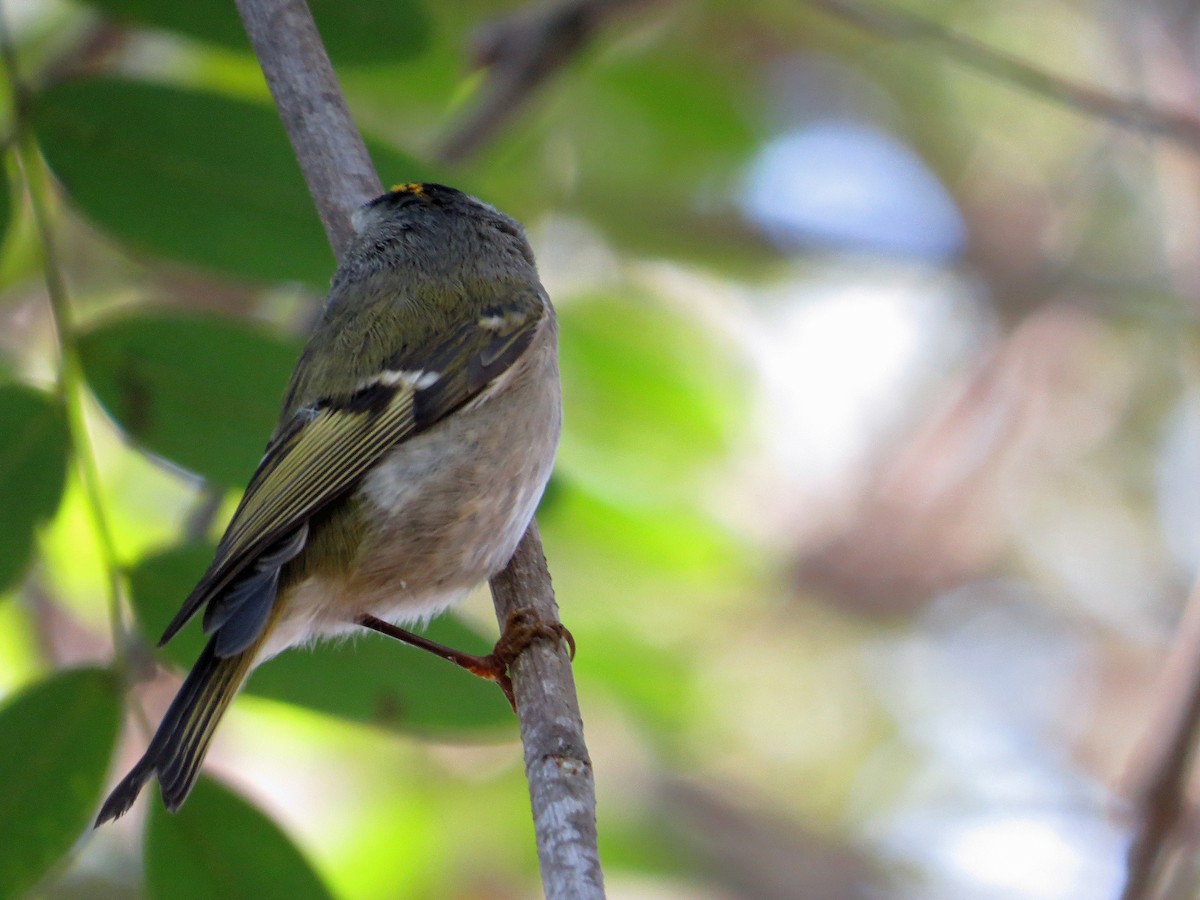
[96,183,562,824]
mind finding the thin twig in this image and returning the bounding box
[234,2,603,896]
[0,8,131,662]
[805,0,1200,153]
[1120,575,1200,899]
[182,483,225,542]
[437,0,660,164]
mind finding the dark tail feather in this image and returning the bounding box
[95,638,254,825]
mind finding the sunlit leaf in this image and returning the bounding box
[81,0,430,66]
[539,483,724,732]
[34,79,430,283]
[129,543,515,734]
[556,292,741,503]
[146,777,333,900]
[542,478,744,586]
[0,384,70,590]
[0,669,122,898]
[79,311,301,487]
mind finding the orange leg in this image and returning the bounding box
[356,608,575,711]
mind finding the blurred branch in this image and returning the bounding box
[234,2,603,896]
[660,779,890,899]
[805,0,1200,154]
[44,22,131,86]
[437,0,662,164]
[182,483,225,542]
[1120,575,1200,899]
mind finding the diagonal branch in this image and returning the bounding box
[1119,573,1200,899]
[234,0,379,252]
[805,0,1200,153]
[489,522,605,897]
[234,2,604,897]
[437,0,661,164]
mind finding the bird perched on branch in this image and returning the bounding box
[96,183,563,824]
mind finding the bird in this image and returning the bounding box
[95,183,562,825]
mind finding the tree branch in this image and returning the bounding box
[1119,574,1200,899]
[805,0,1200,154]
[437,0,661,164]
[235,0,380,253]
[488,522,605,897]
[234,2,603,896]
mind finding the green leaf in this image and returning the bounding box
[128,543,515,734]
[0,384,70,590]
[83,0,431,67]
[78,311,301,487]
[579,50,767,268]
[34,79,430,283]
[146,777,333,900]
[248,618,514,734]
[126,542,212,663]
[0,669,122,898]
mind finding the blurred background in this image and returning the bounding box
[1,0,1198,897]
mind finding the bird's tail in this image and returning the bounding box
[95,637,255,825]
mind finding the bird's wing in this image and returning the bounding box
[157,300,545,654]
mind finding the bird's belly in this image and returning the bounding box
[348,405,554,608]
[262,448,546,661]
[256,577,466,663]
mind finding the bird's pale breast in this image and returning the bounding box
[257,317,560,661]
